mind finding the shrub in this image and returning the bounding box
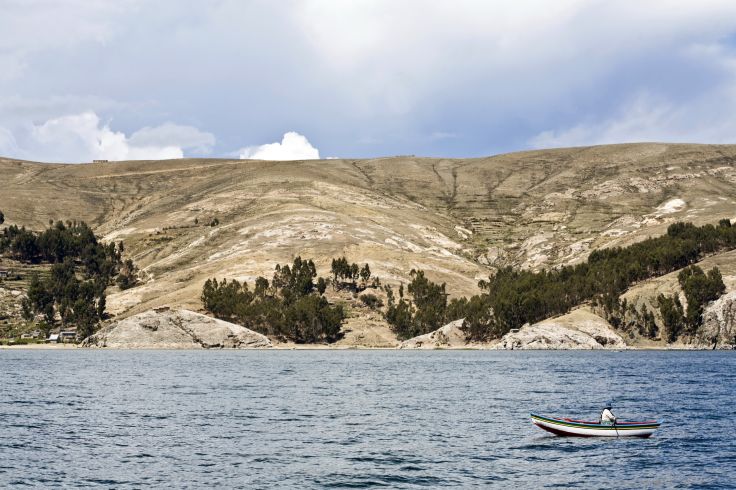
[359,293,383,309]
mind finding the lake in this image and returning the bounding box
[1,350,734,488]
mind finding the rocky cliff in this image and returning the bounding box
[82,308,272,349]
[399,319,468,349]
[697,292,736,349]
[492,308,627,350]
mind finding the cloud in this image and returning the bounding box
[238,132,320,160]
[3,2,736,157]
[530,87,736,148]
[3,112,214,162]
[0,1,137,81]
[129,123,216,155]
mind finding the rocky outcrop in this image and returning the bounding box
[697,292,736,349]
[493,308,627,350]
[399,319,467,349]
[82,308,272,349]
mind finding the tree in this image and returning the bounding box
[21,298,34,321]
[678,265,726,334]
[384,270,450,339]
[316,277,327,295]
[350,263,359,285]
[202,258,345,343]
[0,210,4,225]
[11,229,40,261]
[360,264,371,285]
[96,294,107,319]
[27,274,54,324]
[116,259,138,290]
[254,277,270,298]
[385,299,413,339]
[658,294,684,342]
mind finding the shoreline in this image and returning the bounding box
[1,344,729,351]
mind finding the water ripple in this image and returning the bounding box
[0,350,734,488]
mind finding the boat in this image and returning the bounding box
[530,413,662,438]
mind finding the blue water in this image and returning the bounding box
[1,350,735,488]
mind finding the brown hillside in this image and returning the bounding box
[2,143,736,319]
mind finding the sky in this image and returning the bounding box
[2,0,736,162]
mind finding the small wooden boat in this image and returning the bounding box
[530,413,662,438]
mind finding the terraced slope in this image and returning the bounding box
[1,143,736,320]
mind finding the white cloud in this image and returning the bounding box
[3,112,214,162]
[129,123,216,155]
[238,132,320,160]
[530,88,736,148]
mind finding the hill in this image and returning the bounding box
[1,143,736,345]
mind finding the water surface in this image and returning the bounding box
[1,350,734,488]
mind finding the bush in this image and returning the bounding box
[359,293,383,309]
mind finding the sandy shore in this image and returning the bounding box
[0,343,713,350]
[0,343,79,349]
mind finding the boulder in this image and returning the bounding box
[493,308,627,350]
[82,309,272,349]
[697,292,736,349]
[399,319,467,349]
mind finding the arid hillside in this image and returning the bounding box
[2,143,736,321]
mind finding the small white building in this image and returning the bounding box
[47,334,59,342]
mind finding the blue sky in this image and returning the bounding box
[2,0,736,162]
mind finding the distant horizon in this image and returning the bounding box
[2,140,731,165]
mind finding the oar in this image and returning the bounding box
[613,419,619,438]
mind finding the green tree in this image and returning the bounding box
[316,277,327,295]
[658,294,685,342]
[202,258,345,343]
[360,264,371,285]
[27,273,54,324]
[678,265,726,334]
[385,299,413,339]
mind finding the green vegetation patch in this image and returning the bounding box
[202,257,345,343]
[0,215,139,341]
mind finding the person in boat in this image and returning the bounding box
[600,402,616,425]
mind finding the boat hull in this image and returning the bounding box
[530,413,661,438]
